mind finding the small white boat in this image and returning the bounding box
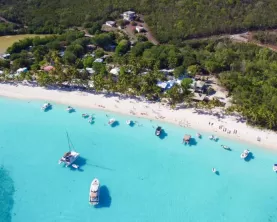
[272,163,277,172]
[212,168,217,173]
[82,113,89,118]
[240,149,250,159]
[221,145,230,150]
[273,164,277,172]
[196,133,201,138]
[209,135,214,140]
[108,118,116,125]
[126,120,131,125]
[41,103,51,111]
[66,106,74,113]
[89,178,100,205]
[72,164,79,169]
[155,126,162,136]
[88,116,94,124]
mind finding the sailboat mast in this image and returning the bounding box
[66,131,71,151]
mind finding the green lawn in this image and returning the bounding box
[0,34,46,53]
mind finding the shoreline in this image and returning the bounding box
[0,83,276,150]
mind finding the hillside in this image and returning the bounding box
[1,0,277,43]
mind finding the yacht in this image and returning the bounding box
[240,149,250,159]
[41,103,51,111]
[66,106,74,113]
[89,178,100,205]
[58,132,80,167]
[183,134,191,144]
[155,126,162,136]
[108,118,116,125]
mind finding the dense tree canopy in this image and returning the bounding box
[1,0,277,43]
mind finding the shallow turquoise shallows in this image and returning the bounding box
[1,97,277,222]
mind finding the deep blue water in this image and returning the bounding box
[1,97,277,222]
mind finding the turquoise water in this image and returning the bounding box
[1,97,277,222]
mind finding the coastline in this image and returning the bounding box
[0,83,276,150]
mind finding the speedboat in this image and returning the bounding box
[183,134,191,144]
[89,178,100,205]
[209,135,214,140]
[155,126,162,136]
[240,149,250,159]
[82,113,89,118]
[88,116,94,124]
[196,133,201,138]
[41,103,51,111]
[221,145,231,150]
[108,118,116,125]
[212,168,217,173]
[273,164,277,172]
[66,106,74,113]
[126,120,132,125]
[58,151,80,167]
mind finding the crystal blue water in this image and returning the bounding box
[1,97,277,222]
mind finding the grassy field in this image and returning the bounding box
[0,34,47,53]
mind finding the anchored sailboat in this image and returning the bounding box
[58,132,80,167]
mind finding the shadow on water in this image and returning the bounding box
[215,171,220,176]
[95,185,112,208]
[111,121,120,128]
[245,152,255,162]
[69,157,87,171]
[129,121,135,127]
[187,138,197,146]
[159,130,168,140]
[44,106,52,112]
[0,166,15,222]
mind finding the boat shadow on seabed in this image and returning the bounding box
[69,157,87,172]
[95,185,112,208]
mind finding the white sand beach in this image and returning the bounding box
[0,83,276,150]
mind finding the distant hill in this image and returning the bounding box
[1,0,277,43]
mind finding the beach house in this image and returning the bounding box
[123,11,136,21]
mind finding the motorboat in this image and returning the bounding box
[273,164,277,172]
[89,178,100,205]
[58,132,80,167]
[66,106,74,113]
[155,126,162,136]
[58,151,80,167]
[108,118,116,125]
[82,113,89,118]
[221,145,231,150]
[88,116,94,124]
[126,120,132,125]
[240,149,250,159]
[209,135,214,140]
[196,133,201,138]
[212,168,217,173]
[41,103,51,111]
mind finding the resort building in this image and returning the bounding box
[123,11,136,21]
[105,21,116,27]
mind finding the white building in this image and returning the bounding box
[123,11,136,21]
[94,58,103,63]
[85,68,95,75]
[105,21,116,27]
[110,67,120,76]
[16,67,28,75]
[136,26,144,33]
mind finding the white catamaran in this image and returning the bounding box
[58,132,80,167]
[89,178,100,205]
